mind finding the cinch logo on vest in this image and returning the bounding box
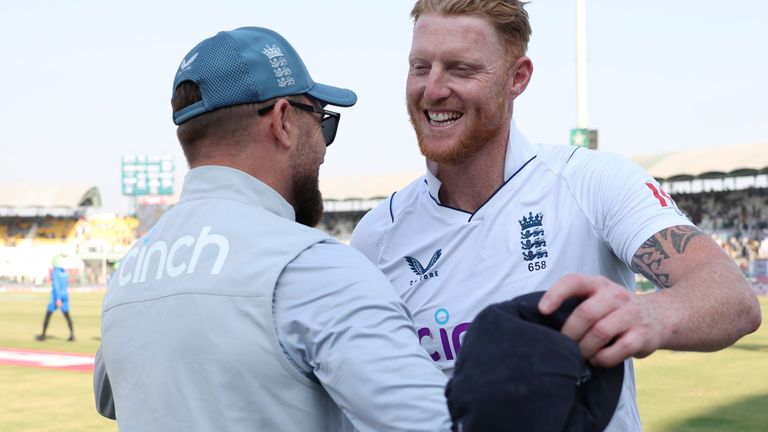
[417,308,470,362]
[117,226,230,286]
[404,249,442,286]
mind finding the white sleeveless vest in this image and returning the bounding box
[101,167,344,431]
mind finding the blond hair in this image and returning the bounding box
[411,0,531,57]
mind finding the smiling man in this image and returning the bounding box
[350,1,762,430]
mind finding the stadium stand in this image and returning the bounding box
[0,184,101,216]
[674,188,768,277]
[0,185,139,286]
[0,142,766,290]
[636,142,768,182]
[635,142,768,293]
[318,173,413,243]
[32,218,77,243]
[318,211,369,244]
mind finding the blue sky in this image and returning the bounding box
[1,1,766,213]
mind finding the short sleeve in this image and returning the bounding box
[562,150,694,266]
[350,197,392,263]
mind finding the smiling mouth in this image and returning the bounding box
[426,110,462,126]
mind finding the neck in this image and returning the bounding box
[189,140,293,205]
[435,133,508,213]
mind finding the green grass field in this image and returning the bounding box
[0,291,766,431]
[635,296,768,431]
[0,291,115,432]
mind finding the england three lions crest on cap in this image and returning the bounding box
[177,52,198,76]
[262,44,295,88]
[519,212,548,272]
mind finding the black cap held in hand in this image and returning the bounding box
[446,291,624,432]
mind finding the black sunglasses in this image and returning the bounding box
[258,100,341,146]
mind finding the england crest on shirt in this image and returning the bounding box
[519,212,548,272]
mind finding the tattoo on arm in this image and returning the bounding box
[668,225,703,254]
[630,226,704,289]
[631,235,671,288]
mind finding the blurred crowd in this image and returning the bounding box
[674,187,768,276]
[1,187,767,286]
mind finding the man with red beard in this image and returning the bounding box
[93,27,451,432]
[351,1,761,430]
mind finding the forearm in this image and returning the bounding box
[643,254,761,352]
[318,329,451,432]
[542,227,763,368]
[276,243,450,431]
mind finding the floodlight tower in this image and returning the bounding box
[571,0,598,149]
[576,0,588,130]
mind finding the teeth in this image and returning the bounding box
[427,111,462,124]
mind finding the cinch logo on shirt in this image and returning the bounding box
[117,226,230,287]
[417,308,470,362]
[404,249,442,286]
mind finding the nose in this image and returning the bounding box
[424,67,450,103]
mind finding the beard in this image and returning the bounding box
[291,170,323,227]
[291,125,325,228]
[407,83,510,165]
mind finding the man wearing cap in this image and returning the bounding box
[351,1,761,430]
[93,27,450,432]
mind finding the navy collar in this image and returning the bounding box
[425,120,537,204]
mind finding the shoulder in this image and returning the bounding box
[351,175,426,253]
[296,240,384,271]
[532,145,652,192]
[534,143,582,174]
[388,176,428,220]
[286,240,396,291]
[233,200,335,244]
[369,175,427,224]
[290,219,335,243]
[533,144,638,178]
[561,146,645,178]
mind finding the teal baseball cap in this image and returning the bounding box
[172,26,357,125]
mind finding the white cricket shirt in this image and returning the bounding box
[351,122,693,432]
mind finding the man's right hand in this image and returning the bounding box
[538,273,666,368]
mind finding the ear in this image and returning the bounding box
[267,99,298,151]
[508,56,533,100]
